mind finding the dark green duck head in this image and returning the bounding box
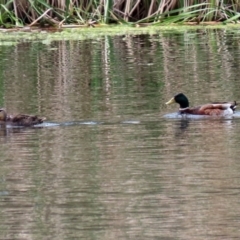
[166,93,189,109]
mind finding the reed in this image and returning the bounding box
[0,0,240,27]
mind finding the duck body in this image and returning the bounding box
[166,93,237,116]
[0,108,46,126]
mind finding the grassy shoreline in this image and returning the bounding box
[0,1,240,28]
[0,23,239,43]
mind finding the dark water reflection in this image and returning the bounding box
[1,29,240,239]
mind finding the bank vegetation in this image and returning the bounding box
[1,0,240,28]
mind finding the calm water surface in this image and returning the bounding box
[0,29,240,239]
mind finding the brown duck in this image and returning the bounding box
[166,93,237,116]
[0,108,46,126]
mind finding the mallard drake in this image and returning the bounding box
[166,93,237,116]
[0,108,46,126]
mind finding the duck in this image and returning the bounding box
[0,108,46,126]
[166,93,237,116]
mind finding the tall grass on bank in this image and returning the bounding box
[0,0,240,27]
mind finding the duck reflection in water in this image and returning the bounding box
[0,126,28,140]
[174,119,190,138]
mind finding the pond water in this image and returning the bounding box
[1,28,240,239]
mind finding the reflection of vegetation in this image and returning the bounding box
[0,1,240,27]
[1,28,240,121]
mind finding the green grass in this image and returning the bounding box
[0,24,240,43]
[0,0,240,28]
